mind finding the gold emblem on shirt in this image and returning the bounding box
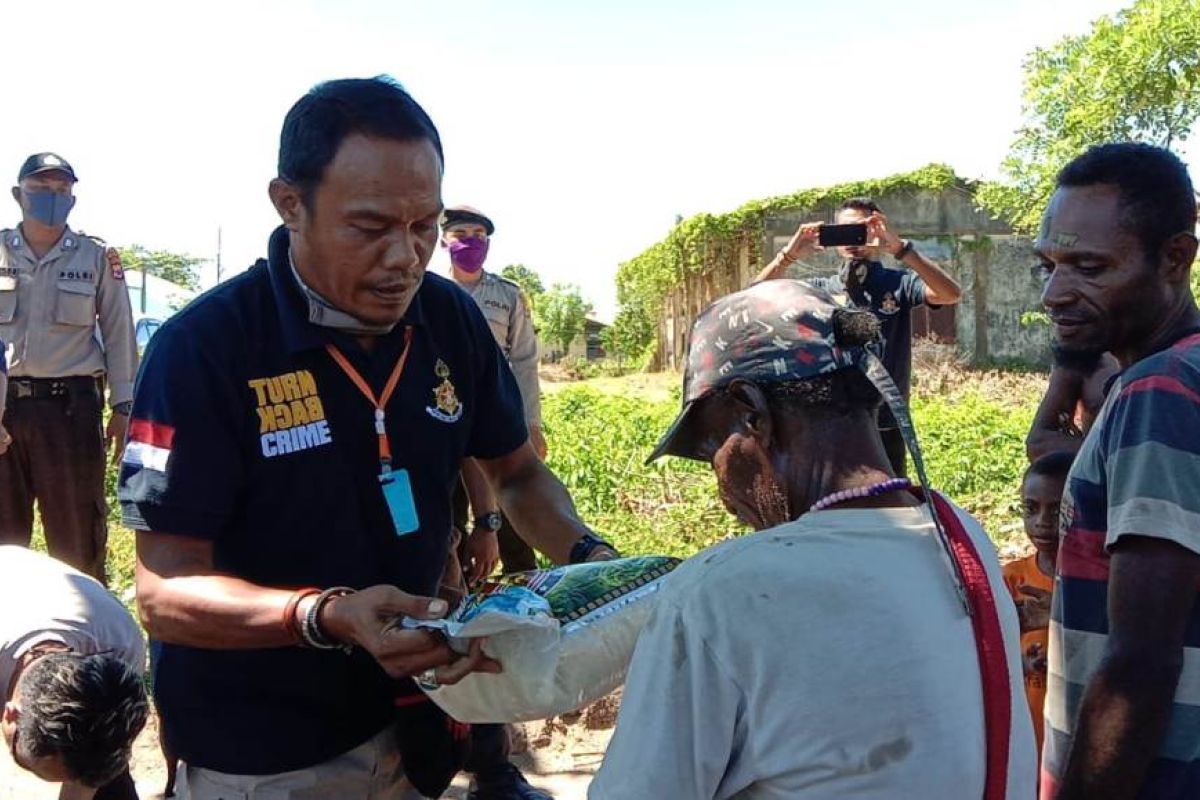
[428,359,463,423]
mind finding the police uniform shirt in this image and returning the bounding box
[809,260,930,426]
[0,228,137,404]
[459,271,541,425]
[117,226,528,775]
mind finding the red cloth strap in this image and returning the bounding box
[929,491,1013,800]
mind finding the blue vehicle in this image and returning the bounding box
[134,316,164,356]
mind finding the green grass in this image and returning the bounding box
[84,361,1044,602]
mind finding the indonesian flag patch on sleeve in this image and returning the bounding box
[123,418,175,472]
[106,247,124,281]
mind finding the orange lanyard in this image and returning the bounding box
[325,327,414,468]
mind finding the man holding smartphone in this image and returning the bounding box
[753,198,962,475]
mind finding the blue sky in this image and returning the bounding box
[0,0,1176,320]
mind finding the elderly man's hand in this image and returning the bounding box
[0,423,11,456]
[320,585,501,682]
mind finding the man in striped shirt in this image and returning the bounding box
[1037,142,1200,799]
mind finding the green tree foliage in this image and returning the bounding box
[499,263,545,300]
[978,0,1200,233]
[117,245,204,291]
[499,263,546,317]
[539,283,592,356]
[602,297,656,363]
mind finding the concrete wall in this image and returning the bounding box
[955,235,1052,366]
[656,185,1051,369]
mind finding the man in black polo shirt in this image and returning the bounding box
[119,77,615,800]
[753,198,962,475]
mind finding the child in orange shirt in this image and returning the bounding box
[1003,450,1074,759]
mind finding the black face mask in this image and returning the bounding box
[842,259,871,293]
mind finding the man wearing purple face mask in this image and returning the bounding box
[441,206,554,800]
[442,206,545,575]
[442,207,543,459]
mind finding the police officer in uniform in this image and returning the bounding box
[442,206,544,573]
[441,207,555,799]
[0,153,137,581]
[0,346,9,455]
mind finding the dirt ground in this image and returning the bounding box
[0,693,621,800]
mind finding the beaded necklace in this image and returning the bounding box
[809,477,913,513]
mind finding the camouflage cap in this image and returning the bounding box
[647,280,873,462]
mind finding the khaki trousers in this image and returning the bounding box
[177,725,429,800]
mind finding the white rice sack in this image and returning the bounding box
[404,555,680,723]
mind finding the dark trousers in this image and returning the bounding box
[450,478,538,574]
[448,477,532,777]
[93,769,139,799]
[437,530,514,779]
[0,382,108,581]
[880,426,908,479]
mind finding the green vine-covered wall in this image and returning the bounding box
[612,164,969,362]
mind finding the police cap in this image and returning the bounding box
[18,152,78,183]
[440,205,494,236]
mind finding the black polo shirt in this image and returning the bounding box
[809,260,930,427]
[118,226,527,775]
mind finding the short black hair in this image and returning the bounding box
[16,653,149,787]
[278,76,444,208]
[838,197,882,216]
[1023,450,1075,485]
[1057,143,1197,260]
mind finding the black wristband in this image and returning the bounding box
[893,240,914,261]
[112,401,133,416]
[569,533,618,564]
[473,512,502,534]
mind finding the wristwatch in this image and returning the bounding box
[112,401,133,416]
[569,533,618,564]
[892,239,914,261]
[473,512,502,534]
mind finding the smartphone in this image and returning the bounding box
[818,223,868,247]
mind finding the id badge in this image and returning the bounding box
[380,468,420,537]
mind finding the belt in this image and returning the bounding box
[6,376,100,401]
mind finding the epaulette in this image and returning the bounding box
[76,232,125,280]
[75,230,108,247]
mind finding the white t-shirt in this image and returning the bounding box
[0,546,145,695]
[589,505,1036,800]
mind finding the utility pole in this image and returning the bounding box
[216,226,224,285]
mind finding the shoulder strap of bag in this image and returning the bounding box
[928,490,1013,800]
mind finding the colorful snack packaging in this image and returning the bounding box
[403,555,680,723]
